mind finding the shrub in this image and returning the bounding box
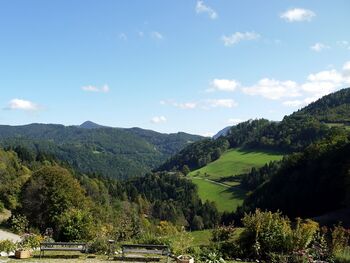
[8,214,28,234]
[0,239,16,254]
[334,247,350,263]
[239,210,293,258]
[212,225,235,242]
[291,218,319,251]
[203,252,226,263]
[88,237,109,254]
[332,224,350,254]
[19,233,43,250]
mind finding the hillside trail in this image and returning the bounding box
[192,177,231,188]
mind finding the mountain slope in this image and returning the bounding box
[293,88,350,124]
[158,88,350,173]
[242,132,350,219]
[0,123,202,179]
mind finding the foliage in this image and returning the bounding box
[18,233,43,249]
[171,227,194,256]
[8,214,29,234]
[0,123,203,179]
[242,132,350,219]
[239,210,293,258]
[20,166,93,240]
[203,252,226,263]
[56,208,95,241]
[332,224,350,254]
[212,225,236,242]
[0,239,16,254]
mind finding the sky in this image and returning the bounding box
[0,0,350,136]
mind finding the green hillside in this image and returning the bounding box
[189,148,284,212]
[189,148,283,183]
[0,123,203,179]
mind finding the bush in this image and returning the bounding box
[19,233,43,250]
[0,239,16,254]
[88,237,109,254]
[212,225,235,242]
[239,210,293,258]
[334,247,350,263]
[332,224,350,254]
[8,214,28,234]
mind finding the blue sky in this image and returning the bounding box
[0,0,349,136]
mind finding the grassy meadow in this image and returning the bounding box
[189,148,284,212]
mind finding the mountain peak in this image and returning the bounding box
[79,121,106,129]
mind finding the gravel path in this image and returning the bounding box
[0,229,21,242]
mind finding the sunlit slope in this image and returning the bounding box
[189,148,284,212]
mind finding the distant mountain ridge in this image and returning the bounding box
[79,121,107,129]
[0,122,203,179]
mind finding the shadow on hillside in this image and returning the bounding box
[236,147,285,156]
[222,184,247,200]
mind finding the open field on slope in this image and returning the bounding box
[191,177,245,212]
[189,148,284,212]
[189,148,283,182]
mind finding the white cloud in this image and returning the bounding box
[222,32,260,47]
[307,69,343,84]
[207,99,238,108]
[195,1,218,20]
[151,31,164,40]
[208,79,240,92]
[310,42,329,52]
[242,78,301,100]
[280,8,316,22]
[343,61,350,78]
[6,99,39,111]
[151,116,167,124]
[227,118,244,125]
[81,85,110,93]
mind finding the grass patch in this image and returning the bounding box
[189,229,212,246]
[189,148,284,212]
[189,148,283,181]
[191,178,245,212]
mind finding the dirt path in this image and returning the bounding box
[192,177,231,187]
[0,229,21,242]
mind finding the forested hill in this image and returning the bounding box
[158,88,350,172]
[241,130,350,220]
[292,88,350,124]
[0,123,202,179]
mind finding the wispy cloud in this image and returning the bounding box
[207,79,240,92]
[151,116,167,124]
[195,1,218,20]
[310,42,330,52]
[222,32,260,47]
[161,99,237,110]
[151,31,164,40]
[207,99,237,108]
[5,99,39,111]
[280,8,316,22]
[81,85,110,93]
